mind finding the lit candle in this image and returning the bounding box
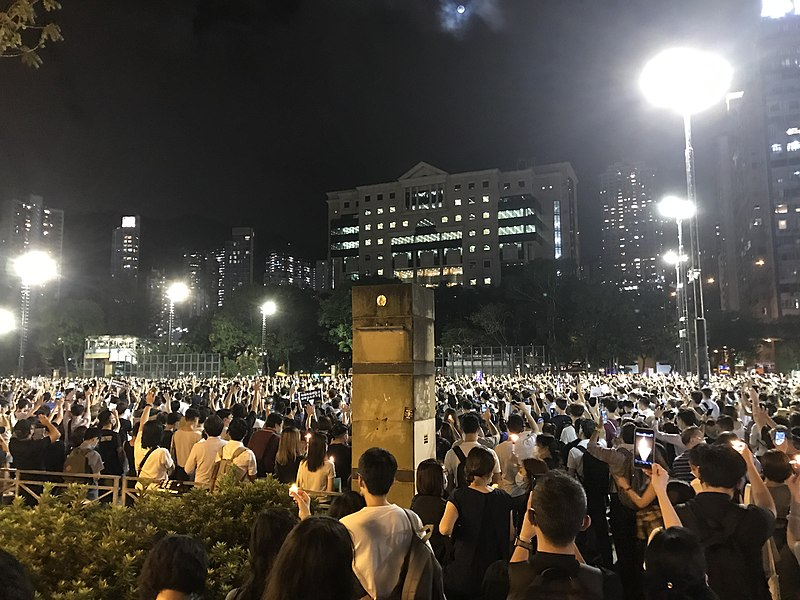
[289,483,299,496]
[510,433,519,444]
[305,433,312,443]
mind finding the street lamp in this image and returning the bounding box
[166,282,190,375]
[0,308,16,335]
[664,250,690,376]
[641,48,732,383]
[260,300,277,375]
[12,250,58,376]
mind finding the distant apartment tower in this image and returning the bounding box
[325,161,579,288]
[146,269,168,338]
[0,194,64,265]
[111,216,141,283]
[183,251,211,316]
[264,252,315,289]
[599,163,664,288]
[211,227,255,306]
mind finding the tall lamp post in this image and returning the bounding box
[12,250,58,376]
[641,48,733,383]
[166,282,190,376]
[260,300,277,376]
[663,249,690,375]
[660,196,696,375]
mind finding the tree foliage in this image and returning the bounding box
[35,297,106,376]
[0,0,63,67]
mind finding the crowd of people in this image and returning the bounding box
[1,371,800,599]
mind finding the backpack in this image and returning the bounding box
[677,502,771,600]
[561,437,582,466]
[383,509,446,600]
[452,446,469,489]
[63,447,90,483]
[576,446,610,495]
[522,563,605,600]
[209,446,248,491]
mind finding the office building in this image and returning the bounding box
[183,251,211,316]
[599,163,665,289]
[111,215,140,284]
[264,252,315,289]
[325,161,579,288]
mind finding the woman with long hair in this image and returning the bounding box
[411,458,450,564]
[273,426,303,484]
[135,419,174,489]
[644,527,718,600]
[296,432,335,492]
[226,508,297,600]
[261,516,360,600]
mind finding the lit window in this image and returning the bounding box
[469,245,476,253]
[469,278,477,286]
[482,228,491,235]
[378,238,384,245]
[779,219,788,230]
[777,204,789,214]
[365,239,372,246]
[468,197,476,205]
[402,220,409,227]
[482,195,490,203]
[469,214,476,221]
[790,140,800,152]
[365,209,372,216]
[455,198,462,206]
[377,208,384,214]
[364,224,372,231]
[469,230,476,237]
[390,206,396,213]
[390,222,396,229]
[482,212,490,219]
[455,215,463,222]
[377,269,384,276]
[442,216,449,223]
[772,143,783,153]
[377,223,384,230]
[483,244,490,251]
[484,277,492,285]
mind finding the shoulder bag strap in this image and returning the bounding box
[453,445,466,463]
[138,447,158,475]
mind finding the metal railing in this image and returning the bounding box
[0,468,342,507]
[436,345,548,376]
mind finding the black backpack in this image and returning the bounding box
[523,563,605,600]
[677,502,771,600]
[576,446,610,495]
[452,446,469,489]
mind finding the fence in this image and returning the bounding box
[436,345,548,377]
[136,353,221,378]
[0,468,341,507]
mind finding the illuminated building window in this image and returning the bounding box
[364,224,371,231]
[377,208,384,214]
[390,222,396,229]
[482,212,490,219]
[377,223,384,230]
[365,239,372,246]
[377,269,384,276]
[469,278,477,286]
[455,215,462,222]
[377,238,384,245]
[469,214,476,221]
[442,216,449,223]
[402,220,409,227]
[454,198,462,206]
[468,230,476,237]
[482,228,491,235]
[469,245,476,253]
[364,209,372,216]
[777,204,789,214]
[468,197,476,204]
[483,244,490,251]
[789,140,800,152]
[779,219,788,230]
[772,143,783,153]
[482,195,490,203]
[390,206,396,212]
[484,277,492,285]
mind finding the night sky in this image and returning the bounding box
[0,0,760,268]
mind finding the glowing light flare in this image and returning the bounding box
[166,281,190,303]
[456,4,466,13]
[663,250,688,266]
[640,48,733,116]
[659,196,696,222]
[261,300,277,316]
[761,0,798,19]
[0,308,16,335]
[12,250,58,287]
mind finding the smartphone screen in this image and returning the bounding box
[775,431,787,445]
[634,428,655,469]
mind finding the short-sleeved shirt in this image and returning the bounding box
[443,487,513,596]
[444,441,501,488]
[9,437,52,471]
[217,440,257,478]
[296,459,335,491]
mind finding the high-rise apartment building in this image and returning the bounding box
[325,161,579,288]
[599,163,665,288]
[716,4,800,319]
[183,251,211,316]
[0,194,64,266]
[264,252,315,289]
[111,216,141,283]
[209,227,255,306]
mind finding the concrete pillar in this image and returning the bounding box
[351,283,436,507]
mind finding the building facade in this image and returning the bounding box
[326,161,579,288]
[264,252,315,289]
[222,227,254,303]
[599,163,665,289]
[0,194,64,268]
[111,215,140,284]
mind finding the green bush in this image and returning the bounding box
[0,476,296,599]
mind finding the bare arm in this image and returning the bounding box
[741,445,776,517]
[651,463,682,529]
[439,500,459,537]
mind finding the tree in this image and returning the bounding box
[35,298,106,376]
[319,284,353,354]
[0,0,63,67]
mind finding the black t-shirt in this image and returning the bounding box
[274,455,302,484]
[411,494,449,565]
[97,430,124,475]
[443,487,513,595]
[507,552,622,600]
[327,443,352,482]
[9,437,52,471]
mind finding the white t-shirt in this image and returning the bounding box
[184,437,227,487]
[443,440,501,487]
[560,423,578,445]
[296,459,335,491]
[216,440,257,478]
[341,505,426,600]
[494,432,536,497]
[567,439,606,478]
[136,447,174,488]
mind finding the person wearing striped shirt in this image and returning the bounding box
[669,426,705,482]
